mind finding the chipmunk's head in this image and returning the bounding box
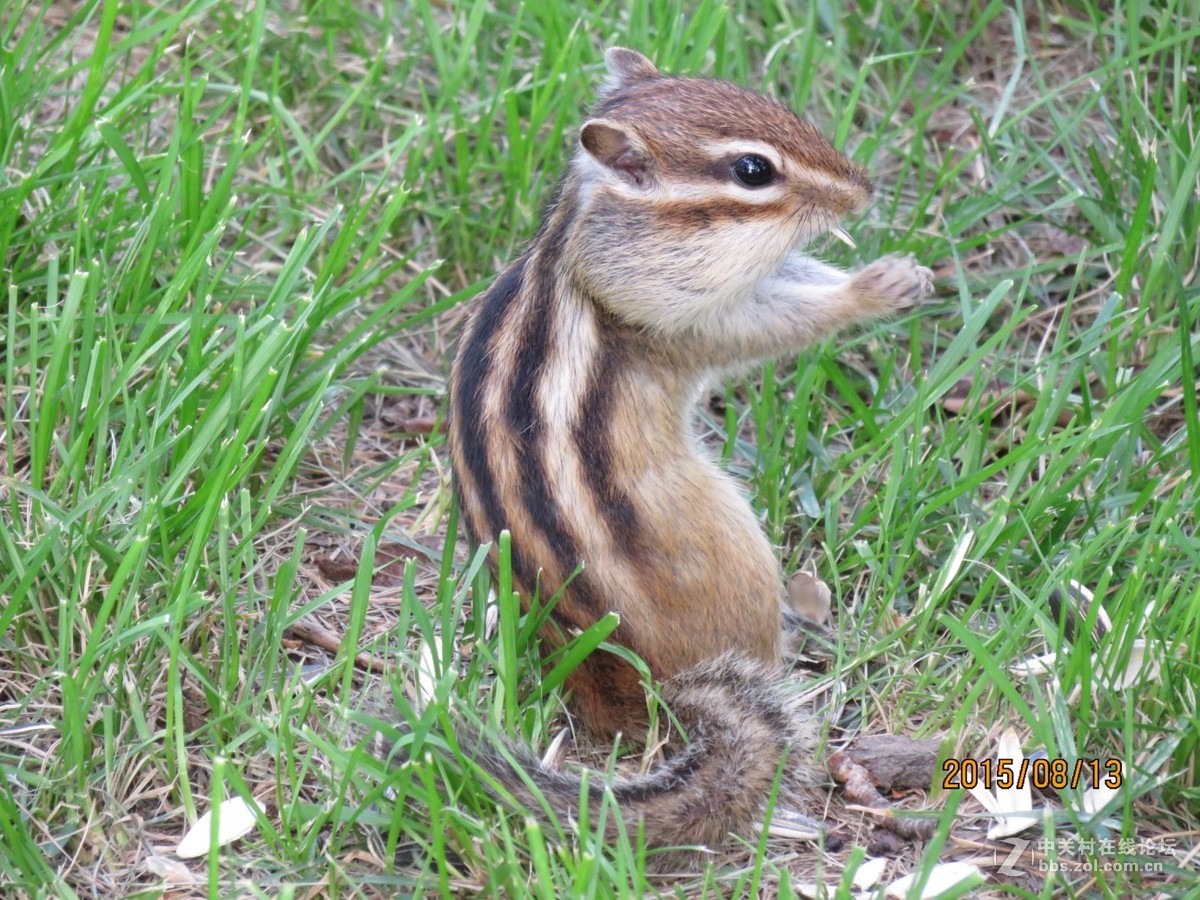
[564,48,872,337]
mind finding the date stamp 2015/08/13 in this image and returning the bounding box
[943,757,1123,792]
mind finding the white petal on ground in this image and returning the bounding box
[853,856,889,889]
[1100,640,1159,691]
[1081,766,1123,815]
[1066,580,1112,635]
[176,797,261,859]
[757,806,822,841]
[885,862,986,898]
[145,855,193,885]
[1013,640,1163,695]
[967,777,1000,814]
[796,884,867,900]
[415,640,438,709]
[484,589,499,640]
[963,728,1036,839]
[988,728,1034,839]
[540,728,570,770]
[920,530,974,614]
[1010,650,1060,679]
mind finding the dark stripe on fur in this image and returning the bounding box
[607,743,706,804]
[670,656,792,738]
[572,333,643,549]
[503,207,602,613]
[652,197,792,229]
[444,654,814,857]
[453,256,528,541]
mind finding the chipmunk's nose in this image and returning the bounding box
[848,164,873,197]
[835,164,873,214]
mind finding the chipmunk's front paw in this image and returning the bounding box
[852,254,933,314]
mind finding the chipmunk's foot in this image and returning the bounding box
[852,254,934,313]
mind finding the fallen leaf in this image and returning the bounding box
[340,849,386,869]
[313,553,358,582]
[396,415,441,434]
[314,540,433,586]
[940,376,1036,419]
[374,541,435,584]
[1021,223,1089,259]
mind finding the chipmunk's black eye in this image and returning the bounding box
[732,154,774,187]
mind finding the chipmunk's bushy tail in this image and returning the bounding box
[457,654,822,853]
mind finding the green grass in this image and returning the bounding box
[1,0,1197,896]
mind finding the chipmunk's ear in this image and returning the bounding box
[602,47,658,93]
[580,119,653,188]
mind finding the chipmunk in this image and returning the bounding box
[446,47,932,854]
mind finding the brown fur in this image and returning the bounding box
[465,654,817,858]
[445,47,932,856]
